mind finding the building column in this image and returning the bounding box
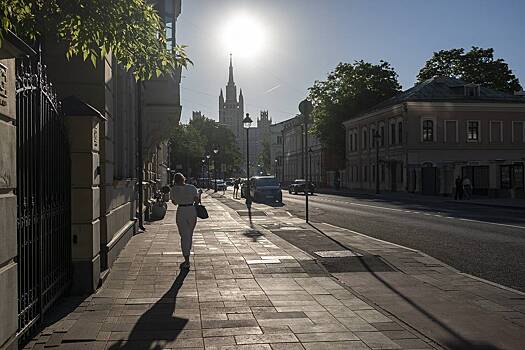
[0,44,24,350]
[63,96,106,294]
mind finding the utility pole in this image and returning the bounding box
[299,99,313,223]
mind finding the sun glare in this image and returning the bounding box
[221,13,266,59]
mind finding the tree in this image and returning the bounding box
[1,0,190,80]
[169,124,206,177]
[417,47,522,93]
[257,139,271,175]
[308,60,401,154]
[186,114,242,177]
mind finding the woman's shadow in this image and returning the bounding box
[107,268,190,349]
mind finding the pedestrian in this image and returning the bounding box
[463,177,472,200]
[233,178,240,199]
[170,172,200,270]
[454,176,463,200]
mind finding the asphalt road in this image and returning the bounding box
[225,189,525,291]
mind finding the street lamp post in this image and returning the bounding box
[274,159,278,177]
[373,130,381,194]
[299,99,313,223]
[206,154,211,190]
[201,159,205,187]
[213,147,219,192]
[243,113,253,208]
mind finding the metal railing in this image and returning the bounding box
[15,55,72,344]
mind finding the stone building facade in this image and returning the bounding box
[281,114,325,186]
[343,76,525,197]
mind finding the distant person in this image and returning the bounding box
[463,177,472,200]
[233,178,240,199]
[454,176,463,200]
[170,173,200,270]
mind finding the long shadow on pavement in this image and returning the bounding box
[107,268,189,350]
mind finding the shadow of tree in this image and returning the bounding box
[107,269,190,349]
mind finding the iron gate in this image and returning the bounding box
[15,56,72,343]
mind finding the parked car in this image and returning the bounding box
[288,179,315,195]
[225,178,235,186]
[214,179,227,191]
[249,176,282,203]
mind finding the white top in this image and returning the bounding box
[170,184,198,205]
[463,178,471,186]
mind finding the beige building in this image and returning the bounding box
[282,114,325,186]
[270,120,285,180]
[343,76,525,197]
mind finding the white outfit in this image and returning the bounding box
[170,184,198,256]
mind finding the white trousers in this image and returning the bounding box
[176,206,197,257]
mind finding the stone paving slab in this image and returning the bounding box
[223,195,525,350]
[24,194,438,350]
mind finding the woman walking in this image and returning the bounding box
[170,173,200,269]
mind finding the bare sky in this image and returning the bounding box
[178,0,525,124]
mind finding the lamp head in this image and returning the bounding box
[243,113,253,128]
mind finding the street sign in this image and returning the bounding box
[298,99,313,116]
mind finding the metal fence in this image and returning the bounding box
[15,55,72,343]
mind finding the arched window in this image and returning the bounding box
[423,120,434,142]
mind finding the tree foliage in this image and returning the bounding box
[257,139,271,175]
[170,114,242,178]
[1,0,190,80]
[308,60,401,153]
[417,47,522,93]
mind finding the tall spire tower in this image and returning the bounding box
[219,54,244,149]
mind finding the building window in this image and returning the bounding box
[512,121,524,143]
[363,166,368,182]
[390,122,396,145]
[467,121,480,142]
[277,136,282,144]
[372,165,376,181]
[381,164,385,182]
[380,125,385,147]
[397,121,403,144]
[422,120,434,142]
[501,164,524,189]
[464,84,480,97]
[363,129,368,150]
[164,0,175,51]
[349,133,353,151]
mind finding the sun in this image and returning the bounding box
[220,13,266,59]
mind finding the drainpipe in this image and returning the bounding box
[137,81,145,231]
[403,103,409,192]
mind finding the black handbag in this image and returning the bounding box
[195,204,208,219]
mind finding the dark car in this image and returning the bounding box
[288,179,315,195]
[249,176,282,203]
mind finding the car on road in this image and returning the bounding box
[225,178,235,186]
[249,176,282,203]
[288,179,315,195]
[214,179,227,191]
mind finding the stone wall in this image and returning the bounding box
[0,55,19,350]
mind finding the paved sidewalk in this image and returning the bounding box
[25,195,438,350]
[218,195,525,350]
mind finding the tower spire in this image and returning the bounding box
[228,53,234,84]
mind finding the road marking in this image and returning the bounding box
[283,193,525,230]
